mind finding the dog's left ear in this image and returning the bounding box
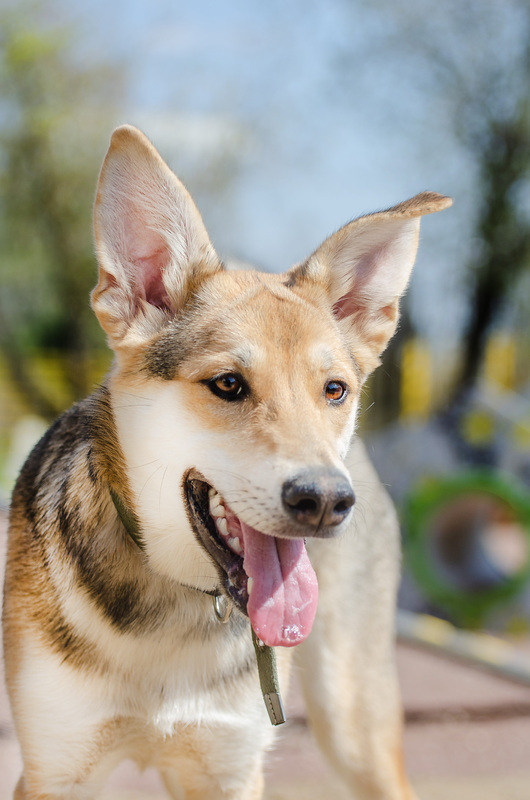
[288,192,452,376]
[92,125,221,347]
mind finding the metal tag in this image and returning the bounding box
[213,594,232,623]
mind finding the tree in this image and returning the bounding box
[406,0,530,409]
[0,7,124,418]
[342,0,530,418]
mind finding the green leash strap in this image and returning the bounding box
[110,488,145,550]
[252,629,286,726]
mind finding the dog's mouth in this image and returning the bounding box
[184,469,319,648]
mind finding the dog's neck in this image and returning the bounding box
[108,486,286,726]
[110,487,218,596]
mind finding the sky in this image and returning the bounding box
[26,0,527,349]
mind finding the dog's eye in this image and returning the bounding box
[325,380,347,404]
[207,373,249,401]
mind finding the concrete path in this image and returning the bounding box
[1,512,530,799]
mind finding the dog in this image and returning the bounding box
[3,125,451,800]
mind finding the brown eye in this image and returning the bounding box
[206,373,249,402]
[325,380,347,404]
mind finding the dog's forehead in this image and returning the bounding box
[144,269,352,381]
[195,270,346,361]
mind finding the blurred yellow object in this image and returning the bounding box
[485,333,516,391]
[511,419,530,449]
[400,338,432,422]
[461,409,495,444]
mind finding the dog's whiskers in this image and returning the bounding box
[159,465,169,512]
[139,463,165,500]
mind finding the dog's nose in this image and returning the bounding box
[282,469,355,531]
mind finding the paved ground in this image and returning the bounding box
[2,511,530,799]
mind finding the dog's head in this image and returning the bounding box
[92,125,451,646]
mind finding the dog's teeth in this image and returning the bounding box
[247,577,253,595]
[228,537,242,555]
[209,492,225,516]
[217,517,228,537]
[208,487,216,498]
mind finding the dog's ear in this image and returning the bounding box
[287,192,452,377]
[92,125,221,346]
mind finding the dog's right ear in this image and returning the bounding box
[92,125,221,347]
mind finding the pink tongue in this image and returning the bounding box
[240,521,318,648]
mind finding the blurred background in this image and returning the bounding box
[1,1,530,796]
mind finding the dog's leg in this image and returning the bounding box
[11,752,120,800]
[160,766,264,800]
[296,624,413,800]
[297,440,417,800]
[13,777,26,800]
[157,722,269,800]
[5,648,129,800]
[11,742,130,800]
[160,769,186,800]
[13,776,99,800]
[12,774,104,800]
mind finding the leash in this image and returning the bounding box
[109,488,286,726]
[213,590,286,725]
[251,629,286,725]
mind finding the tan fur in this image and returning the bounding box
[3,125,451,799]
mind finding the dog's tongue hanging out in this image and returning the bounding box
[238,519,319,648]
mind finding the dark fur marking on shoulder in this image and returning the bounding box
[10,392,151,635]
[55,489,148,632]
[46,608,99,667]
[11,387,222,647]
[13,419,62,529]
[87,446,98,485]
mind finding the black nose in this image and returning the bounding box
[282,469,355,531]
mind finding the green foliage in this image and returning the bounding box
[0,4,124,417]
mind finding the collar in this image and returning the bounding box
[110,488,144,550]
